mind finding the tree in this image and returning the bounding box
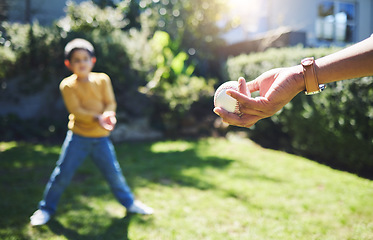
[0,0,9,23]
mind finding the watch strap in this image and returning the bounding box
[301,57,323,95]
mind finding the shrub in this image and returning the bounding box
[57,1,129,34]
[0,22,64,82]
[125,30,216,133]
[0,44,16,79]
[0,114,67,143]
[225,46,373,178]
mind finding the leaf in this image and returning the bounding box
[171,52,188,75]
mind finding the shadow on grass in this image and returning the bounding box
[46,214,134,240]
[115,141,280,191]
[0,139,278,239]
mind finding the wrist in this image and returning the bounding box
[301,57,325,95]
[94,114,102,121]
[291,65,306,94]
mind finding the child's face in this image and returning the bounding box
[68,49,95,76]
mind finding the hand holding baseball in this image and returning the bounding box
[213,79,250,115]
[214,67,305,128]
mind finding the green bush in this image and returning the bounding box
[226,46,373,178]
[0,45,16,79]
[0,114,67,143]
[0,22,64,84]
[57,1,129,34]
[125,30,216,132]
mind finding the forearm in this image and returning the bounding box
[72,108,98,122]
[315,36,373,84]
[61,89,97,122]
[104,103,116,113]
[101,74,117,113]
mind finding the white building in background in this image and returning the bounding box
[3,0,373,47]
[223,0,373,47]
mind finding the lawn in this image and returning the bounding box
[1,135,373,240]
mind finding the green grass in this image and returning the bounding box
[1,136,373,240]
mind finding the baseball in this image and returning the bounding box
[214,81,250,114]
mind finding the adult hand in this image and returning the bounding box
[213,66,305,128]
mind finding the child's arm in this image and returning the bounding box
[101,73,117,113]
[97,73,117,131]
[60,85,98,123]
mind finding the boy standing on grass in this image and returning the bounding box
[30,38,153,226]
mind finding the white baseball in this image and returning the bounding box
[214,81,250,114]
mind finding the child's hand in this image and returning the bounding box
[97,111,117,131]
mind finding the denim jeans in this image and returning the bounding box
[39,131,134,215]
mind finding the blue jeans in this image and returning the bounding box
[39,131,134,215]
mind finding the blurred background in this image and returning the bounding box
[0,0,373,177]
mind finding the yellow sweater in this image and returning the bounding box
[60,72,117,137]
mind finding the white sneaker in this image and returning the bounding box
[128,200,154,215]
[30,209,51,226]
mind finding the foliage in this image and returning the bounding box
[280,77,373,176]
[123,29,216,132]
[0,42,16,79]
[0,22,63,83]
[0,114,66,143]
[135,31,216,116]
[56,1,137,86]
[57,0,130,34]
[137,0,229,78]
[137,0,228,49]
[1,138,373,239]
[226,46,373,177]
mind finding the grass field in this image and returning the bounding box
[1,135,373,240]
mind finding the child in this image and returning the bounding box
[30,38,153,226]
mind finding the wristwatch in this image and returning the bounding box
[301,57,325,95]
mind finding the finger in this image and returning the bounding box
[110,116,117,125]
[103,123,114,131]
[98,116,114,131]
[213,107,239,120]
[104,111,116,117]
[238,77,248,96]
[247,68,281,94]
[225,91,271,117]
[213,107,262,128]
[214,105,258,119]
[226,89,264,110]
[235,114,262,128]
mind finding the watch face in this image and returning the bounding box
[301,57,314,66]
